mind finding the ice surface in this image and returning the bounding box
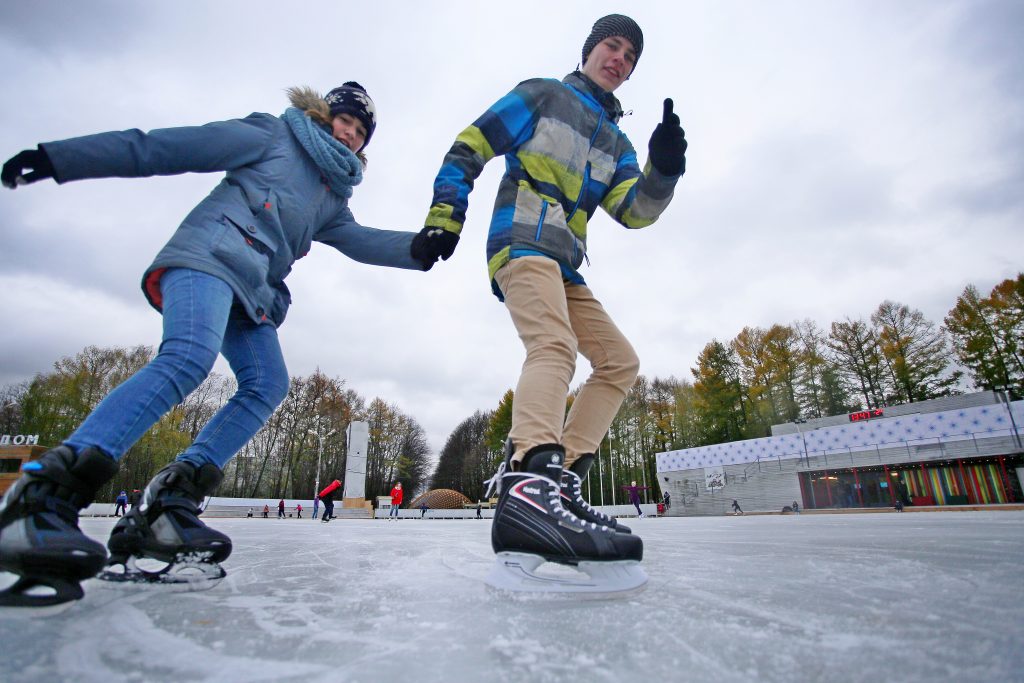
[2,512,1022,683]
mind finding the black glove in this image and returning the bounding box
[1,148,55,189]
[410,226,460,271]
[648,99,687,176]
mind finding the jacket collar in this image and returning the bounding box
[562,71,624,123]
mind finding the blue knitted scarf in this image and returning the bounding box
[282,107,362,198]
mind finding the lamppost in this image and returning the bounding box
[0,401,18,428]
[607,431,617,506]
[994,387,1022,450]
[308,427,336,497]
[794,418,810,467]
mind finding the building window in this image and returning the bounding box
[0,458,23,474]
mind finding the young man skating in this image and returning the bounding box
[414,14,686,594]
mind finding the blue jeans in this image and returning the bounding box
[66,268,290,469]
[390,505,399,517]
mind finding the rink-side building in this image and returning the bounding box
[655,391,1024,516]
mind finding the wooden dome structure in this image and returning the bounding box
[408,488,472,509]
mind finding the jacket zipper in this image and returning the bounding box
[565,108,605,225]
[535,201,548,241]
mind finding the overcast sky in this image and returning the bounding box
[1,0,1021,456]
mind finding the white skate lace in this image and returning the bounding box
[570,476,613,523]
[549,487,579,524]
[483,461,507,499]
[549,482,606,530]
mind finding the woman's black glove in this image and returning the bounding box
[1,148,55,189]
[647,99,687,176]
[411,227,460,271]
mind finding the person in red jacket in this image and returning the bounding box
[319,480,342,523]
[388,482,403,520]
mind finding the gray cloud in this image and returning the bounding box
[0,1,151,56]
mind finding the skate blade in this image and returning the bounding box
[95,552,225,592]
[485,552,648,599]
[0,574,84,615]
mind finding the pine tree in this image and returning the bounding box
[691,340,746,444]
[871,301,962,402]
[947,275,1024,394]
[827,318,888,408]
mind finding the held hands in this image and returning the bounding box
[411,226,459,271]
[1,148,55,189]
[648,99,687,176]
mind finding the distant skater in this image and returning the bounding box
[622,480,649,518]
[312,495,320,520]
[113,490,128,517]
[389,482,403,520]
[319,480,341,523]
[731,500,743,515]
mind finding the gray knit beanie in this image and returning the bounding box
[582,14,644,72]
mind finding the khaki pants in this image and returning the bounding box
[494,256,639,467]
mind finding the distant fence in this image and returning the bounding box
[82,500,660,519]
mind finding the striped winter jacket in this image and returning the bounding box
[426,71,680,298]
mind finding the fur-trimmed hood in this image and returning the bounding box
[286,86,332,126]
[285,86,368,165]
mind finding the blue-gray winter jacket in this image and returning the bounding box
[41,113,420,327]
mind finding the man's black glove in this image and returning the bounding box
[410,226,460,271]
[1,148,55,189]
[648,98,687,176]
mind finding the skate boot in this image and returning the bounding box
[99,460,230,590]
[559,453,632,534]
[0,446,118,609]
[485,443,646,597]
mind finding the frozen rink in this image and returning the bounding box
[2,511,1022,683]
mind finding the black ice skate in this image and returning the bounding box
[99,460,230,590]
[559,453,632,534]
[0,446,117,610]
[484,443,646,597]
